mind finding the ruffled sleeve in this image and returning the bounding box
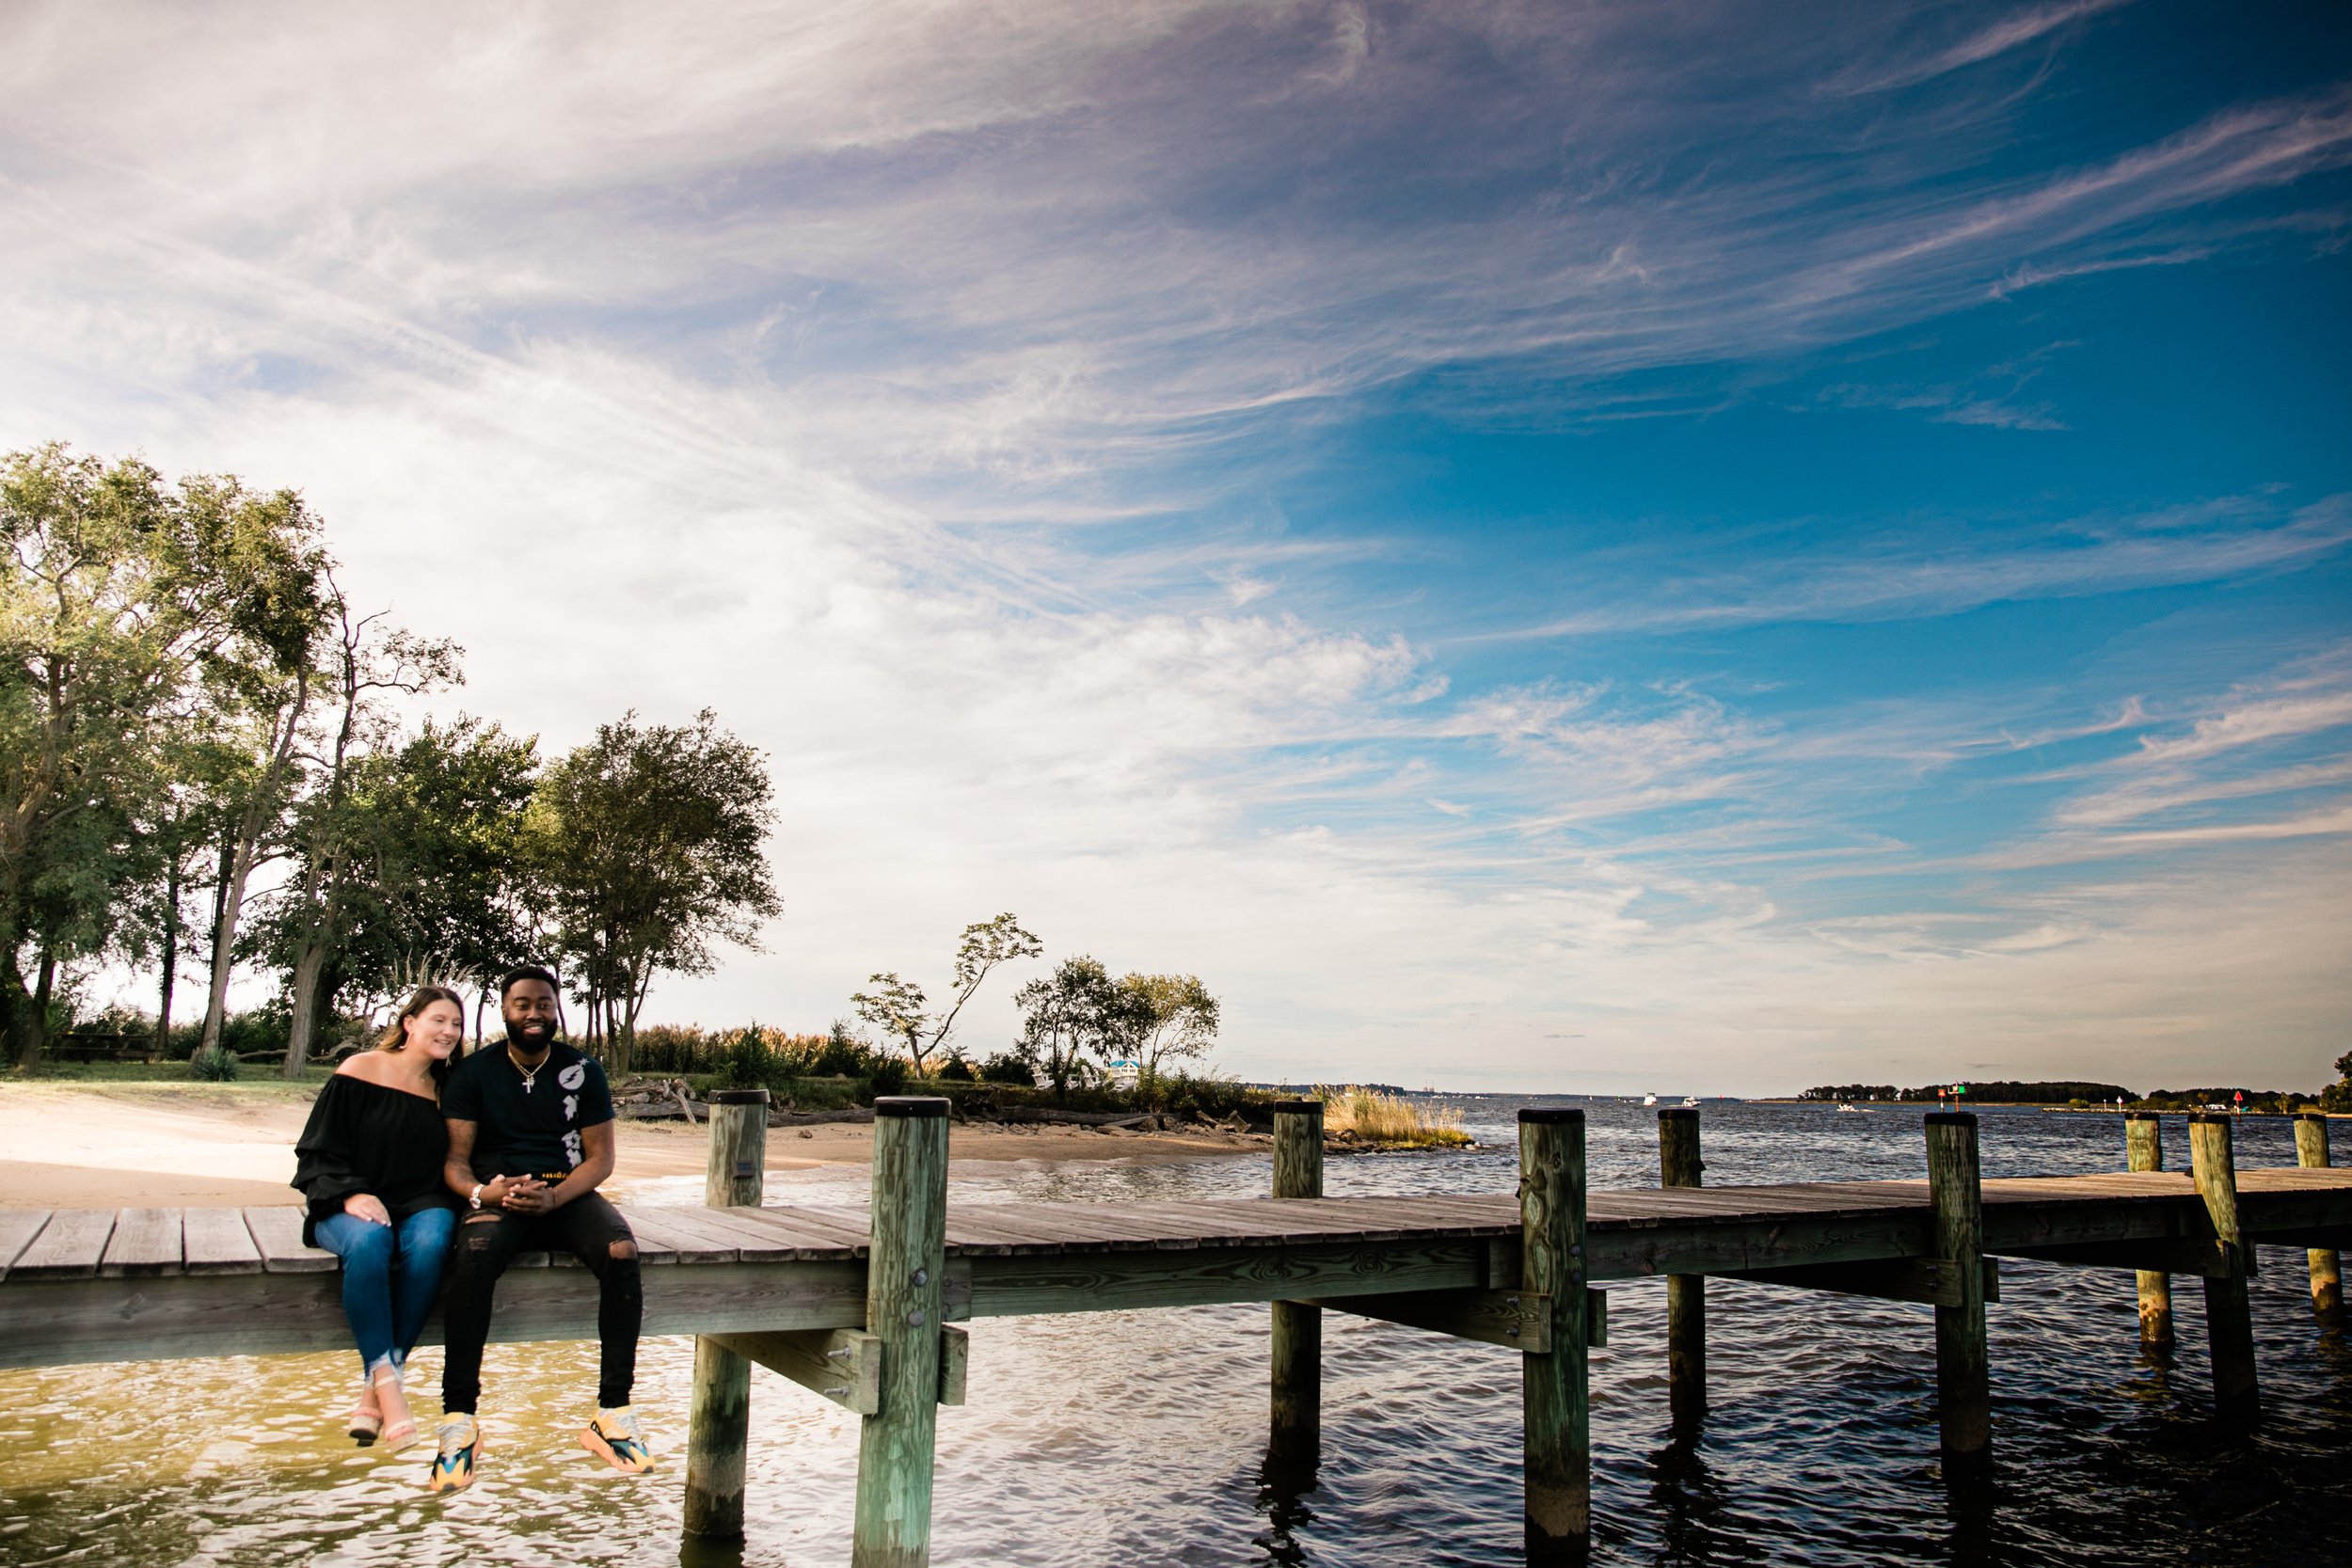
[291,1076,369,1233]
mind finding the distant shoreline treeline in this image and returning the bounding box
[1800,1081,2136,1104]
[1800,1079,2342,1113]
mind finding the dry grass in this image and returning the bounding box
[1319,1085,1473,1149]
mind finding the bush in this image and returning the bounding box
[164,1009,290,1062]
[717,1026,773,1090]
[977,1050,1035,1085]
[188,1047,240,1082]
[866,1056,909,1099]
[936,1053,976,1082]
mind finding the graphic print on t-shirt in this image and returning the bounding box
[444,1042,615,1180]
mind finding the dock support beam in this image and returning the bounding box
[1269,1100,1324,1472]
[2188,1114,2258,1417]
[1925,1111,1990,1466]
[1658,1107,1705,1433]
[1519,1106,1590,1561]
[684,1087,768,1538]
[2294,1114,2344,1325]
[2123,1113,2172,1349]
[853,1097,951,1568]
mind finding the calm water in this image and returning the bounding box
[3,1101,2347,1567]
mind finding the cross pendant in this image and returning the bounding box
[523,1080,533,1094]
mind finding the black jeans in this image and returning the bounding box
[440,1191,641,1415]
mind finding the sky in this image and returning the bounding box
[3,1,2347,1095]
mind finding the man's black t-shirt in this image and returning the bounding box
[442,1040,615,1180]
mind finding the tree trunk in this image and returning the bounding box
[283,938,328,1078]
[200,678,309,1060]
[199,834,234,1053]
[198,837,259,1057]
[155,852,182,1058]
[0,955,28,1068]
[23,943,56,1069]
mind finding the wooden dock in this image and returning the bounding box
[2,1100,2347,1563]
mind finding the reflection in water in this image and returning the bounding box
[1644,1437,1742,1568]
[3,1102,2350,1565]
[1253,1443,1320,1566]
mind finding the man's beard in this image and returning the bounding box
[505,1017,556,1054]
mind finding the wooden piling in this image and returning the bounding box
[1925,1111,1990,1465]
[684,1087,769,1538]
[1270,1100,1325,1466]
[2123,1113,2172,1348]
[1519,1106,1590,1560]
[2294,1114,2344,1324]
[1658,1107,1705,1431]
[2189,1113,2259,1416]
[852,1097,951,1568]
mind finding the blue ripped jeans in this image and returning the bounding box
[313,1206,459,1380]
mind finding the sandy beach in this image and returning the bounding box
[0,1082,1268,1211]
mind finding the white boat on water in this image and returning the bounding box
[1681,1096,1700,1108]
[1642,1092,1659,1106]
[1836,1101,1863,1113]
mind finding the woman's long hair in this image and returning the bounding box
[374,985,469,1085]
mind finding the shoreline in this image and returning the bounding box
[0,1082,1270,1211]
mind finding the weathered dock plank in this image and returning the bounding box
[0,1211,54,1283]
[100,1209,183,1278]
[240,1207,334,1274]
[181,1208,262,1275]
[10,1210,116,1279]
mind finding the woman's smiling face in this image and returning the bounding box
[405,999,464,1060]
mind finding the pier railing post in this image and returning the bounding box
[2188,1113,2259,1416]
[1270,1100,1325,1469]
[1658,1107,1705,1433]
[853,1096,951,1568]
[685,1086,769,1538]
[2123,1113,2172,1349]
[1925,1111,1990,1465]
[2293,1113,2344,1325]
[1519,1106,1591,1560]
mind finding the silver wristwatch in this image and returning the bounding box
[469,1182,485,1211]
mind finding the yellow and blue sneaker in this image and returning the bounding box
[427,1414,481,1493]
[580,1405,654,1474]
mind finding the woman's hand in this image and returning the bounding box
[342,1193,392,1227]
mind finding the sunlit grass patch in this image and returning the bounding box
[1318,1085,1473,1149]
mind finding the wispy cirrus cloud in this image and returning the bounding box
[1480,493,2352,640]
[1827,0,2138,96]
[0,3,2345,1091]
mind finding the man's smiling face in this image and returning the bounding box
[503,978,559,1053]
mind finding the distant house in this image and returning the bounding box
[1105,1059,1140,1090]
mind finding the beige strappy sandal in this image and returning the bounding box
[347,1379,383,1446]
[374,1365,420,1454]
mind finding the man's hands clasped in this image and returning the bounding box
[485,1174,563,1213]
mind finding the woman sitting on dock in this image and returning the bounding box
[291,985,467,1454]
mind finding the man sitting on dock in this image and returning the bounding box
[429,965,652,1491]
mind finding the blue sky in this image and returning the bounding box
[3,1,2346,1092]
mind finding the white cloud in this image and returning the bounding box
[5,3,2347,1092]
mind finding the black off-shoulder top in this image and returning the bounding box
[289,1073,454,1245]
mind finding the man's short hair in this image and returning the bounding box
[499,964,560,1000]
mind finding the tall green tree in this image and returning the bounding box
[271,583,462,1075]
[0,444,326,1067]
[332,716,541,1030]
[852,911,1042,1075]
[528,708,781,1075]
[1012,955,1152,1101]
[1113,972,1220,1087]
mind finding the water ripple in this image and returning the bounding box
[3,1101,2347,1565]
